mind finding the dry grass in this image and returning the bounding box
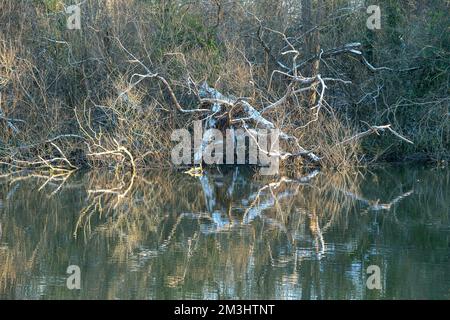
[0,0,448,177]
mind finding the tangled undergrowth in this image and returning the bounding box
[0,0,448,178]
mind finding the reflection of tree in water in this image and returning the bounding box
[0,167,448,299]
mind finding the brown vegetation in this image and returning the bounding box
[0,0,448,175]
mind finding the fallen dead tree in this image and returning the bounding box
[196,82,321,164]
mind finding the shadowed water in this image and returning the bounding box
[0,165,449,300]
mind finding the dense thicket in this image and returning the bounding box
[0,0,448,171]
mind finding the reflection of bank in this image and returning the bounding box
[190,168,414,264]
[1,165,447,299]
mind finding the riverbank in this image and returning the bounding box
[0,1,448,173]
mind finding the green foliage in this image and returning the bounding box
[33,0,62,12]
[414,10,450,97]
[177,14,219,52]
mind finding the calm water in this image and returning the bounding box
[0,165,449,300]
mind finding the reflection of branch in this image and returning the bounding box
[87,145,136,199]
[243,173,315,223]
[391,190,414,203]
[166,232,199,288]
[339,188,414,211]
[308,212,326,257]
[195,169,321,234]
[0,168,76,197]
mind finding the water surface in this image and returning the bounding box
[0,165,449,299]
